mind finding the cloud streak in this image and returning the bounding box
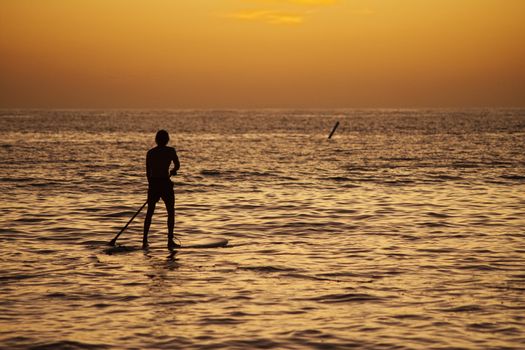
[227,0,341,25]
[291,0,337,4]
[251,0,338,5]
[227,10,304,24]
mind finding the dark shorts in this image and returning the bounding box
[148,178,174,205]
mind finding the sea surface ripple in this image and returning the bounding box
[1,109,524,349]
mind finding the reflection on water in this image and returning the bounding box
[0,109,524,349]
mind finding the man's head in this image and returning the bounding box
[155,130,169,146]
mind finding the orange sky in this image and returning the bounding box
[1,0,524,108]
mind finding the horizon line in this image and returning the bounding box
[1,106,524,111]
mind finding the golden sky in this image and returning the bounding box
[1,0,524,108]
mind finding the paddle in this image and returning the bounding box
[108,200,147,246]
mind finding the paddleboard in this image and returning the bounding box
[182,238,228,248]
[103,238,228,254]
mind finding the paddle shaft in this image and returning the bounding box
[328,121,340,139]
[109,200,147,246]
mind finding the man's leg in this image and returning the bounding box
[163,190,178,250]
[143,200,156,248]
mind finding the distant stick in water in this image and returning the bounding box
[328,121,340,139]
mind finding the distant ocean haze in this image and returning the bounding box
[0,109,524,349]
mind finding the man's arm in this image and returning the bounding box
[146,151,151,179]
[170,149,180,176]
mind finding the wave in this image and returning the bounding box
[501,174,525,181]
[238,265,296,273]
[307,292,384,303]
[438,305,484,313]
[27,340,110,350]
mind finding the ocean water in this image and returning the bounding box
[0,109,524,350]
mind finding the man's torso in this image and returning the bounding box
[147,146,176,179]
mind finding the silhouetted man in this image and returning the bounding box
[143,130,180,250]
